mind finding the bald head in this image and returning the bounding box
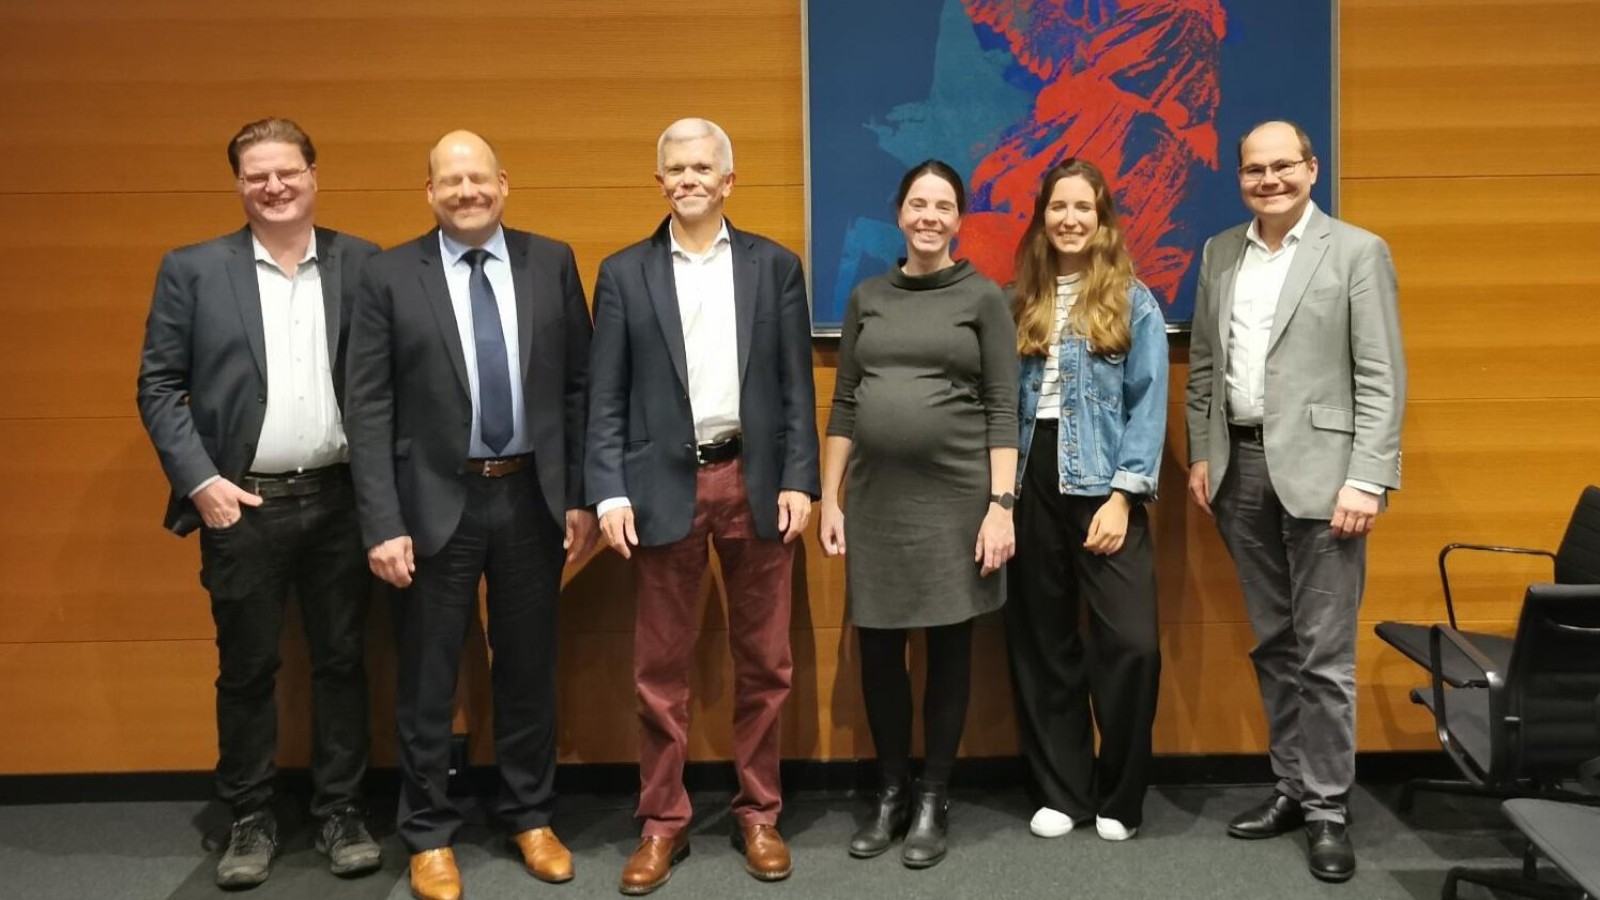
[426,129,508,246]
[1237,120,1314,167]
[429,130,500,179]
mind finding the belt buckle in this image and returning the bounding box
[478,458,505,477]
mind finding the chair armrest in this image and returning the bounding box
[1426,624,1504,785]
[1437,543,1556,629]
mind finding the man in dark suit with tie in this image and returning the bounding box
[344,130,595,900]
[586,117,820,894]
[136,117,383,889]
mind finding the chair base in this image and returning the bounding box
[1400,778,1600,814]
[1443,865,1585,900]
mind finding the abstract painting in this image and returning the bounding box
[804,0,1335,331]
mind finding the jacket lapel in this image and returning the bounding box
[508,231,535,381]
[1213,227,1245,373]
[224,227,268,383]
[1267,208,1332,354]
[729,223,757,385]
[313,227,340,367]
[417,231,471,398]
[644,221,691,393]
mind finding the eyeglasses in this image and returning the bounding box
[237,166,312,189]
[1237,158,1310,184]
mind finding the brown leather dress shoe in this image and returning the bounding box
[732,823,793,881]
[511,826,574,883]
[409,848,462,900]
[619,833,691,895]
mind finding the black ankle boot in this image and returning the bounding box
[901,781,949,868]
[848,778,912,858]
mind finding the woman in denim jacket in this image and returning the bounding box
[1004,158,1168,843]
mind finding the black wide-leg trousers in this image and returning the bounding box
[1003,420,1161,827]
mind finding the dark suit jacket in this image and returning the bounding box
[136,226,381,536]
[585,218,820,546]
[345,227,591,558]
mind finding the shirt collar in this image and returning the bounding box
[250,232,317,267]
[669,219,731,261]
[440,225,509,267]
[1245,201,1317,252]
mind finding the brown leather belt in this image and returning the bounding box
[696,434,742,466]
[465,455,532,478]
[241,464,348,499]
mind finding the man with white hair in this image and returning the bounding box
[587,117,819,894]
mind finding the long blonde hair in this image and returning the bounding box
[1013,159,1134,357]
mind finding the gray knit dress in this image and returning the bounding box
[827,260,1020,628]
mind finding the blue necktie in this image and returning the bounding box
[463,248,513,455]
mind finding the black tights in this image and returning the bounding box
[856,619,974,785]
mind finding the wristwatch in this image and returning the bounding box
[989,492,1016,510]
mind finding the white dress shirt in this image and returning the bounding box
[439,227,530,458]
[1225,202,1314,427]
[249,234,348,474]
[597,220,741,517]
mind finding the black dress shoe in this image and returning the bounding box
[1306,821,1356,882]
[1227,792,1304,840]
[848,779,912,858]
[901,781,949,869]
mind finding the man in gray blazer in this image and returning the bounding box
[1185,120,1405,883]
[136,118,382,888]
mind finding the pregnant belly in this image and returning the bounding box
[850,374,985,468]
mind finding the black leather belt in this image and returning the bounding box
[1228,422,1265,444]
[241,464,348,499]
[465,455,532,478]
[696,434,742,466]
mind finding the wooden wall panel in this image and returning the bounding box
[1341,0,1600,178]
[2,0,1596,774]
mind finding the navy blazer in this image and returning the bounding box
[585,218,820,546]
[344,227,592,557]
[137,226,381,536]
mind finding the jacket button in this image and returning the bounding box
[256,395,265,404]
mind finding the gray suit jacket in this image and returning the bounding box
[1185,206,1405,520]
[136,226,381,535]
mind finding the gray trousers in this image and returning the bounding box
[1213,437,1364,823]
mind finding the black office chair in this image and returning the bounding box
[1442,701,1600,900]
[1401,583,1600,812]
[1377,484,1600,688]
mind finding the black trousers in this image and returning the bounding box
[1003,421,1161,826]
[198,471,371,820]
[394,468,565,852]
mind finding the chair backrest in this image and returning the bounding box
[1497,583,1600,777]
[1554,485,1600,584]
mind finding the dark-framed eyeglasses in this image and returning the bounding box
[1237,158,1310,184]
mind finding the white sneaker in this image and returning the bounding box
[1029,807,1074,838]
[1095,816,1137,841]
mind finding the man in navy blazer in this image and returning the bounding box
[136,118,382,888]
[586,118,820,894]
[344,130,595,900]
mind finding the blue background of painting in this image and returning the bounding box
[805,0,1335,331]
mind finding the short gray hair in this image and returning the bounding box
[656,118,734,174]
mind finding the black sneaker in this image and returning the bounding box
[216,810,277,889]
[315,808,382,877]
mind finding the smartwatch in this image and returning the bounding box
[989,492,1016,510]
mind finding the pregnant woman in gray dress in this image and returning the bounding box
[818,160,1019,869]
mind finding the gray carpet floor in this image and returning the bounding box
[0,783,1564,900]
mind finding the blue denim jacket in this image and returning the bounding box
[1016,280,1169,497]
